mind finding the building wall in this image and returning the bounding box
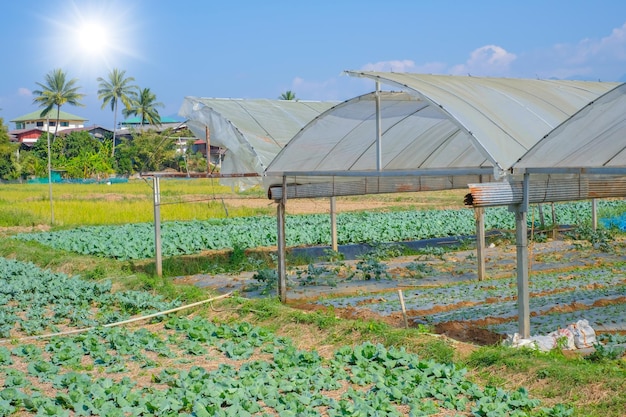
[15,120,84,131]
[15,131,43,145]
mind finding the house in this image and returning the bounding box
[57,125,113,140]
[192,140,225,167]
[10,109,87,132]
[119,115,183,128]
[8,125,113,148]
[115,117,188,140]
[8,128,44,147]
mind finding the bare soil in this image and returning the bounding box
[224,196,438,215]
[183,222,626,346]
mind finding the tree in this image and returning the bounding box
[26,131,113,179]
[279,90,297,100]
[116,129,177,174]
[54,131,104,162]
[0,117,19,180]
[123,87,164,126]
[97,68,137,157]
[32,68,84,142]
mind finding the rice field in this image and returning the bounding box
[0,179,270,226]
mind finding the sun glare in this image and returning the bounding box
[43,1,140,72]
[76,21,109,56]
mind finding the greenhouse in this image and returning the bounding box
[264,71,626,337]
[178,97,336,188]
[264,71,620,196]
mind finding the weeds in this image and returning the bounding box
[565,226,615,252]
[405,261,434,278]
[362,243,412,260]
[294,264,340,287]
[322,248,345,262]
[584,342,625,362]
[416,245,447,260]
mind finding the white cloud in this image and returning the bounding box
[361,60,417,72]
[515,22,626,81]
[360,60,448,75]
[449,45,517,77]
[291,76,342,101]
[572,22,626,63]
[17,87,31,96]
[287,74,372,102]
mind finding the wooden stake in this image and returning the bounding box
[398,289,409,329]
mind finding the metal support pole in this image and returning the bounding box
[516,173,530,338]
[277,176,287,303]
[375,81,382,171]
[330,196,338,252]
[153,176,163,277]
[551,203,557,239]
[591,198,598,231]
[205,125,211,173]
[46,115,54,225]
[474,207,485,281]
[516,207,530,338]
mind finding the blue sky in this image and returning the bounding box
[2,0,626,129]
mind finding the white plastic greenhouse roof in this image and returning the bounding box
[179,97,337,188]
[264,72,622,197]
[512,82,626,173]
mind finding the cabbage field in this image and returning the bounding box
[13,200,626,260]
[4,198,626,416]
[0,258,574,416]
[11,199,626,342]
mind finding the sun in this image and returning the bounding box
[76,21,110,56]
[42,1,140,71]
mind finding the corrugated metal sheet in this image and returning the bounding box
[466,175,626,207]
[269,172,495,200]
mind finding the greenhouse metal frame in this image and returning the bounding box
[265,72,626,338]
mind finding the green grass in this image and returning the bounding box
[462,345,626,417]
[0,179,271,226]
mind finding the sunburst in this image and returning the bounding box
[41,0,141,71]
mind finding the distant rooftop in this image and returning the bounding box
[11,109,87,122]
[120,116,183,125]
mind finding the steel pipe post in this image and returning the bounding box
[153,176,163,277]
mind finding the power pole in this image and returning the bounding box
[46,115,54,225]
[205,125,210,174]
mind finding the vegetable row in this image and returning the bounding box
[14,200,626,260]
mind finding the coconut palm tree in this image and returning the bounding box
[97,68,137,156]
[123,87,164,126]
[32,68,84,142]
[279,90,296,100]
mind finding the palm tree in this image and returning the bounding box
[32,68,83,225]
[279,90,296,100]
[32,68,84,141]
[123,87,164,126]
[97,68,137,157]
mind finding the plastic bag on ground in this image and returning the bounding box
[567,319,596,349]
[548,327,576,350]
[504,333,556,352]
